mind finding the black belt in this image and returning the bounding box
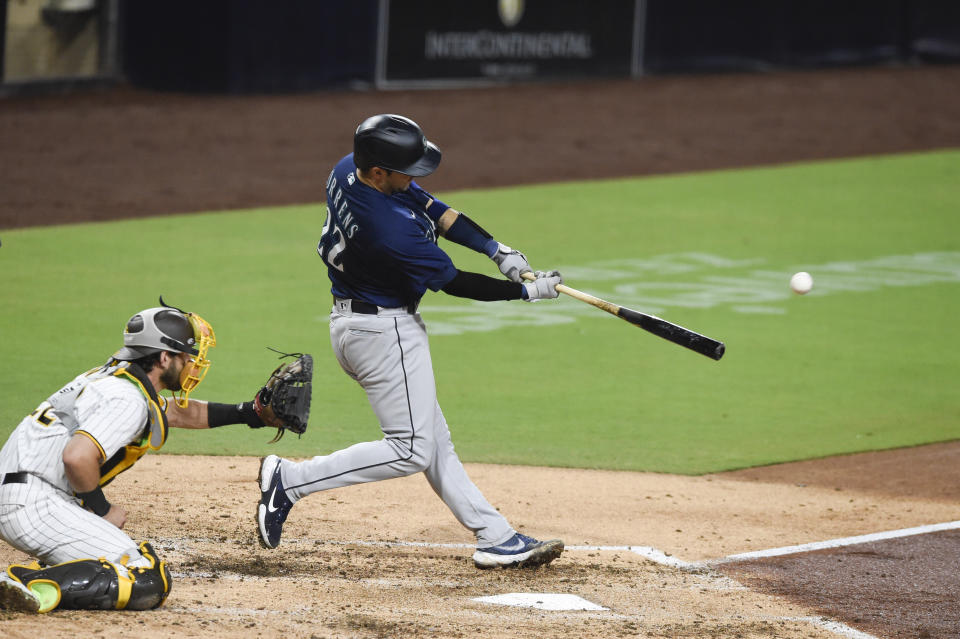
[350,299,381,314]
[335,298,417,315]
[1,472,27,485]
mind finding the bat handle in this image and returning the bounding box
[521,271,573,295]
[522,272,615,311]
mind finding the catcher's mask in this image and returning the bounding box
[353,114,441,177]
[113,299,216,408]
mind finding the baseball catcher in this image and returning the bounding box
[0,299,313,613]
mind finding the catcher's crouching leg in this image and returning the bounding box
[126,542,172,610]
[6,541,171,612]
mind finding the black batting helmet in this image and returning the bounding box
[353,114,441,177]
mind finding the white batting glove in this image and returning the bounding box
[522,270,563,302]
[491,243,533,283]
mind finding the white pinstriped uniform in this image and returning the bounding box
[0,365,152,568]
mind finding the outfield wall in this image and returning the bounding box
[2,0,959,94]
[643,0,960,74]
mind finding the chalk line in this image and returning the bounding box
[705,519,960,565]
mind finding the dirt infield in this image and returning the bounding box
[1,453,958,638]
[1,65,959,637]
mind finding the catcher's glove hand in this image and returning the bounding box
[253,352,313,442]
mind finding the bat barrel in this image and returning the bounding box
[523,272,726,361]
[619,307,726,360]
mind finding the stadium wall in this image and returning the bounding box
[2,0,959,94]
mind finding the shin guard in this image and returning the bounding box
[7,542,172,611]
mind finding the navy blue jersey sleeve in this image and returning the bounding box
[394,182,450,223]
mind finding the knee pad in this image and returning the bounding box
[125,541,172,611]
[8,541,171,612]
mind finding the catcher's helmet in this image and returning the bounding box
[114,302,217,407]
[353,114,441,177]
[114,307,198,361]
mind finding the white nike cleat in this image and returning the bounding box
[472,533,564,569]
[256,455,294,549]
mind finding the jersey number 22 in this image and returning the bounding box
[318,206,346,272]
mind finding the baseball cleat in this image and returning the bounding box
[256,455,294,549]
[0,572,41,613]
[472,533,564,569]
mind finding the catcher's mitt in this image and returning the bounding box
[253,352,313,442]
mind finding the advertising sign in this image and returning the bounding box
[376,0,641,87]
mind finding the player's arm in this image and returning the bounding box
[166,398,266,431]
[404,183,538,284]
[63,434,104,492]
[164,397,205,428]
[401,182,493,246]
[442,212,545,284]
[63,433,127,528]
[402,181,454,225]
[441,270,523,301]
[404,181,487,247]
[396,212,559,303]
[166,355,312,437]
[403,183,521,271]
[441,269,560,302]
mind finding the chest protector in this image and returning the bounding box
[97,361,168,487]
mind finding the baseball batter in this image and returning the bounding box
[257,114,565,569]
[0,303,292,613]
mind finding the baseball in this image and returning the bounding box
[790,271,813,295]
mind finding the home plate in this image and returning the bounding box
[472,593,607,611]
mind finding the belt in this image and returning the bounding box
[334,298,418,315]
[1,472,28,485]
[349,299,382,314]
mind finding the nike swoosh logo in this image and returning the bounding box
[267,485,281,513]
[498,538,526,552]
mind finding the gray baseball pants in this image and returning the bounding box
[279,302,515,547]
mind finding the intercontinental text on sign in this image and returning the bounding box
[379,1,636,84]
[425,30,593,60]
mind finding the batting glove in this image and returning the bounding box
[523,270,563,302]
[491,243,533,283]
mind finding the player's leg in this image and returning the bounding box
[0,487,145,567]
[417,358,565,568]
[0,486,170,611]
[258,311,442,548]
[4,541,170,612]
[280,312,439,499]
[422,402,514,547]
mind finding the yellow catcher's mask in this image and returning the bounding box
[174,312,216,408]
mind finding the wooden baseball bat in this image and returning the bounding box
[522,273,726,360]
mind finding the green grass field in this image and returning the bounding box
[2,150,958,473]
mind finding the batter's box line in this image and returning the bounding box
[783,617,882,639]
[699,519,960,567]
